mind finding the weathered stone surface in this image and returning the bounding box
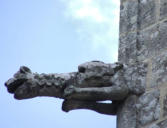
[163,93,167,117]
[148,120,167,128]
[148,124,160,128]
[117,95,137,128]
[151,52,167,87]
[137,25,159,61]
[118,0,167,128]
[138,0,157,29]
[157,119,167,128]
[119,32,137,64]
[5,61,127,101]
[5,60,149,119]
[119,0,138,34]
[137,20,167,62]
[76,61,123,87]
[160,0,167,20]
[136,90,160,126]
[125,62,148,95]
[6,60,149,102]
[159,20,167,51]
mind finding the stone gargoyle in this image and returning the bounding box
[5,61,147,115]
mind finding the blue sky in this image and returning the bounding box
[0,0,120,128]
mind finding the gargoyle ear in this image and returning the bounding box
[20,66,31,73]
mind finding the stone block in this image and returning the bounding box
[117,95,137,128]
[119,0,138,34]
[148,124,160,128]
[160,0,167,20]
[151,52,167,87]
[118,32,137,64]
[157,119,167,128]
[163,94,167,117]
[138,0,157,29]
[159,20,167,50]
[125,62,148,95]
[136,89,160,127]
[160,87,167,117]
[147,119,167,128]
[137,24,159,61]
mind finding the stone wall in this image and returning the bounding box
[118,0,167,127]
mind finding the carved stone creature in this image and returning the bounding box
[5,61,147,115]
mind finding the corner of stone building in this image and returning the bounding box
[118,0,167,128]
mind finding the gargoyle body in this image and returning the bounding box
[5,61,147,115]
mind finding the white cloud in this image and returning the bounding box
[60,0,120,62]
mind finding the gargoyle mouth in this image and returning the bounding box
[5,78,28,93]
[5,66,32,94]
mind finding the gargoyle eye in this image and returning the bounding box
[78,67,86,73]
